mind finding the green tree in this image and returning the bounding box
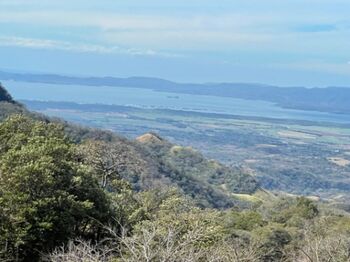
[0,115,111,261]
[224,210,266,231]
[295,197,319,219]
[0,83,14,103]
[253,226,292,262]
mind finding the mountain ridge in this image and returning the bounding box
[2,70,350,114]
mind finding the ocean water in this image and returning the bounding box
[4,80,350,124]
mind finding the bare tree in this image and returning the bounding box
[78,140,145,189]
[45,239,113,262]
[297,218,350,262]
[117,225,261,262]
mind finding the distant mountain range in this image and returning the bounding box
[1,70,350,114]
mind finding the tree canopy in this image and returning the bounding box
[0,115,112,260]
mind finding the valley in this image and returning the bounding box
[3,78,350,199]
[23,99,350,200]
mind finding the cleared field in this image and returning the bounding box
[327,157,350,167]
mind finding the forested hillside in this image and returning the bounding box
[1,84,350,262]
[0,84,258,209]
[0,82,14,103]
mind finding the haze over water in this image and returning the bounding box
[5,80,350,124]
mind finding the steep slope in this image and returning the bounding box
[0,82,14,103]
[0,84,259,208]
[135,133,259,207]
[0,83,28,121]
[136,133,258,195]
[74,132,259,208]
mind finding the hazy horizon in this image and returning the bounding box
[2,69,350,89]
[1,0,350,87]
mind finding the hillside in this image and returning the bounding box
[0,84,258,209]
[0,83,27,120]
[1,84,350,262]
[136,133,258,193]
[132,132,259,207]
[0,82,14,103]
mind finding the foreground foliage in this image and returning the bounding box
[0,115,349,261]
[0,116,112,260]
[49,194,350,262]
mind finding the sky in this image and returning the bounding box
[1,0,350,87]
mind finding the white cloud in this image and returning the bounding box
[0,11,253,30]
[0,10,345,31]
[0,10,348,51]
[275,60,350,76]
[0,3,349,59]
[0,36,117,53]
[0,36,181,57]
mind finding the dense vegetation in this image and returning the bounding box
[0,85,258,209]
[0,83,14,103]
[0,84,350,261]
[0,115,113,260]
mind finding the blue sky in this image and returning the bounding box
[1,0,350,86]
